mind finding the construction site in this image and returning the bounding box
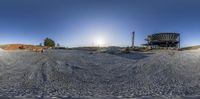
[0,32,200,99]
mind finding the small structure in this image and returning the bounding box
[144,32,180,49]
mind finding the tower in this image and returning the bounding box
[132,32,135,48]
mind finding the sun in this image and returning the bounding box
[95,37,105,47]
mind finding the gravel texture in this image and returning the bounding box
[0,49,200,98]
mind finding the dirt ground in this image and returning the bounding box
[0,49,200,98]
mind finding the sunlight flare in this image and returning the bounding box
[94,37,105,47]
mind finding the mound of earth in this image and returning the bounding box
[0,49,200,98]
[0,48,4,51]
[181,45,200,50]
[0,44,49,50]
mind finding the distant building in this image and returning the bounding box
[144,32,180,49]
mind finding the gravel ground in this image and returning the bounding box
[0,49,200,98]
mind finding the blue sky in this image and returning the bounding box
[0,0,200,47]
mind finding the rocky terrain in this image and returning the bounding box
[0,49,200,98]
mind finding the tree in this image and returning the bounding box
[44,38,55,47]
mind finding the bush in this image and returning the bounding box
[44,38,55,47]
[19,45,25,49]
[122,47,130,54]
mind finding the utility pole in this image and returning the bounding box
[132,31,135,48]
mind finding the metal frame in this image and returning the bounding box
[145,33,180,49]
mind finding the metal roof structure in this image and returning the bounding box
[145,33,180,49]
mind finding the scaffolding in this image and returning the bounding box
[145,33,180,49]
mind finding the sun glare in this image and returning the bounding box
[95,37,105,47]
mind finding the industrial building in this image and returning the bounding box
[144,33,180,49]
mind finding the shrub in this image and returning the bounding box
[19,45,25,49]
[125,47,130,52]
[123,47,130,53]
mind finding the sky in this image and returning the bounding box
[0,0,200,47]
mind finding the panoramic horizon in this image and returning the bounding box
[0,0,200,47]
[2,1,200,98]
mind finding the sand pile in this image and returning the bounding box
[0,50,200,98]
